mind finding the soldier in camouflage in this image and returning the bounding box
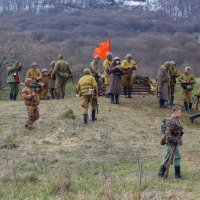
[158,106,184,179]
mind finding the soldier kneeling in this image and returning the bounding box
[22,78,42,130]
[77,68,98,124]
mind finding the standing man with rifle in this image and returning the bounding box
[121,54,137,98]
[158,106,184,179]
[77,68,98,124]
[178,67,196,111]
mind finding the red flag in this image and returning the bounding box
[94,36,110,60]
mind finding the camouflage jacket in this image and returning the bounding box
[165,116,183,146]
[22,86,40,106]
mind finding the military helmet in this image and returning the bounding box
[31,62,38,67]
[94,55,100,61]
[84,68,90,75]
[50,61,56,66]
[106,52,113,58]
[164,61,171,68]
[126,54,132,60]
[113,57,120,61]
[170,61,176,66]
[42,68,48,73]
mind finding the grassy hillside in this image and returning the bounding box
[0,84,200,199]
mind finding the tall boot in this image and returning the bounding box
[56,92,60,100]
[50,89,55,99]
[111,94,114,104]
[83,114,88,124]
[92,109,96,121]
[170,96,174,105]
[128,87,133,98]
[123,86,127,97]
[160,99,167,108]
[115,95,119,104]
[189,102,193,111]
[184,102,188,111]
[175,166,182,179]
[13,94,17,100]
[189,113,200,123]
[158,165,166,177]
[10,94,13,100]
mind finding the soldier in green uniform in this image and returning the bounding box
[90,55,102,95]
[168,61,179,105]
[178,67,196,111]
[77,68,98,124]
[51,55,72,99]
[40,69,51,100]
[158,106,184,179]
[26,62,42,81]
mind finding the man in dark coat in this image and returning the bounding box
[108,57,123,104]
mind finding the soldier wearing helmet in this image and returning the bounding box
[90,55,102,95]
[103,52,113,98]
[121,54,137,98]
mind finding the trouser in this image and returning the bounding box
[95,77,102,95]
[55,77,67,99]
[26,106,39,128]
[123,75,133,97]
[41,88,51,100]
[50,88,56,99]
[9,83,20,100]
[81,95,97,114]
[170,85,176,104]
[182,90,192,103]
[162,144,181,167]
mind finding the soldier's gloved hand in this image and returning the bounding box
[169,138,178,146]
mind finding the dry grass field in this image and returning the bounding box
[0,84,200,200]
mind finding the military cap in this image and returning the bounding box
[31,62,38,67]
[58,55,63,59]
[113,57,120,61]
[126,54,132,60]
[170,61,176,66]
[42,68,48,73]
[83,68,90,75]
[185,66,191,70]
[106,52,113,58]
[94,55,100,61]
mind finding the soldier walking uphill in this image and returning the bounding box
[90,55,102,95]
[108,57,123,104]
[168,61,180,105]
[22,78,42,130]
[26,62,42,81]
[103,52,113,98]
[157,62,171,108]
[51,55,73,99]
[121,54,137,98]
[77,68,98,124]
[6,59,22,100]
[158,106,184,179]
[178,67,196,111]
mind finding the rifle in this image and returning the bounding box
[164,145,176,179]
[195,95,200,110]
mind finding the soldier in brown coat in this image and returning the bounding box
[22,78,42,130]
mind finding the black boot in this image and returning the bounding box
[50,89,55,99]
[160,99,167,108]
[189,102,193,111]
[123,86,127,97]
[175,166,182,179]
[170,96,174,105]
[111,94,114,104]
[56,92,60,100]
[158,165,166,177]
[115,95,119,104]
[10,94,13,100]
[128,87,133,98]
[92,110,96,121]
[184,102,188,111]
[83,114,88,124]
[13,94,17,100]
[189,113,200,123]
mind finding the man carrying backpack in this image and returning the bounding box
[158,106,184,179]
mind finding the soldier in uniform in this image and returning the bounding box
[121,54,137,98]
[77,68,98,124]
[26,62,42,81]
[168,61,180,105]
[158,106,184,179]
[6,59,22,100]
[49,61,56,99]
[190,87,200,123]
[22,78,41,130]
[90,55,102,95]
[103,52,113,98]
[157,62,171,108]
[40,69,51,100]
[51,55,72,99]
[178,67,196,111]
